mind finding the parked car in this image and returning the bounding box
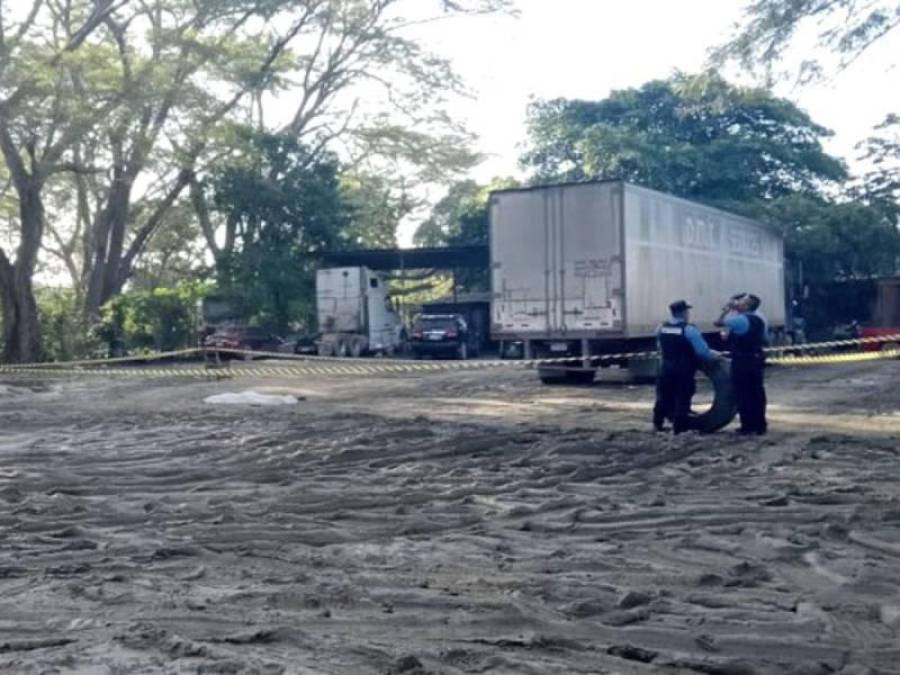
[293,333,320,356]
[203,326,284,359]
[410,314,476,360]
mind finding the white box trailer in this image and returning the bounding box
[490,181,786,381]
[316,266,403,357]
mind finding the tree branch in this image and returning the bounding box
[0,242,13,284]
[189,171,218,258]
[0,0,125,112]
[116,167,191,287]
[44,220,81,290]
[12,0,44,48]
[0,116,31,195]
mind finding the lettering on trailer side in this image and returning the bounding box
[727,226,763,257]
[681,214,720,251]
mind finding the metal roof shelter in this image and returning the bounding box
[321,245,489,271]
[422,291,492,306]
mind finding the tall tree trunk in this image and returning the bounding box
[0,183,45,363]
[83,177,132,318]
[82,169,191,318]
[0,274,42,363]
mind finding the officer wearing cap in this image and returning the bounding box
[653,300,718,434]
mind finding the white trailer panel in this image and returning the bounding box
[490,182,624,337]
[490,181,785,341]
[317,267,366,334]
[622,184,785,335]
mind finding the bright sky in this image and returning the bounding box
[396,0,900,245]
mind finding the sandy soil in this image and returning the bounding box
[1,359,899,674]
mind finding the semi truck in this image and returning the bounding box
[315,266,404,357]
[489,180,786,387]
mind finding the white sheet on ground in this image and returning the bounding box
[204,390,299,406]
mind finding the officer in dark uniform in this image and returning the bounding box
[653,300,717,434]
[716,294,767,435]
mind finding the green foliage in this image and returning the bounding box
[128,202,209,291]
[412,177,519,293]
[854,113,900,221]
[98,282,209,354]
[521,72,898,287]
[36,289,99,362]
[522,73,847,201]
[740,194,900,284]
[340,174,409,249]
[414,177,519,247]
[713,0,900,83]
[212,130,348,332]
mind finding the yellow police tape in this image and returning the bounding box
[0,334,897,380]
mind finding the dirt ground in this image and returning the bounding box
[1,359,899,674]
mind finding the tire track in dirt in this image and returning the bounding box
[1,373,899,673]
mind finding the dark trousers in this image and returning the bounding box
[654,369,696,434]
[732,355,767,433]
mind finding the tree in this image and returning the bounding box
[0,0,120,361]
[713,0,900,84]
[521,73,899,287]
[211,131,347,332]
[127,202,208,291]
[741,194,900,283]
[854,113,900,222]
[97,281,208,353]
[1,0,509,361]
[412,177,518,294]
[340,173,412,249]
[414,177,519,247]
[185,0,511,289]
[521,73,847,202]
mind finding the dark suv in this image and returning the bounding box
[410,314,475,360]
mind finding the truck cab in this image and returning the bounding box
[316,266,404,357]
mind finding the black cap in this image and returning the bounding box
[669,300,692,315]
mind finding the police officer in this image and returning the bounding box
[654,300,717,434]
[715,293,767,435]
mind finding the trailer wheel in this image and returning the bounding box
[349,337,365,358]
[688,359,737,433]
[537,366,595,386]
[336,338,350,358]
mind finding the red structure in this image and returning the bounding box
[861,277,900,351]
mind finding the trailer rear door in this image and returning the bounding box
[556,183,624,332]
